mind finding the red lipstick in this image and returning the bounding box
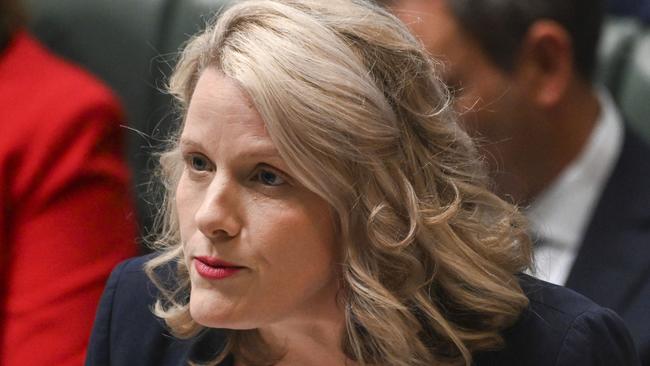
[194,256,244,280]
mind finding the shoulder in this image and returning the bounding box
[609,126,650,195]
[105,254,156,296]
[9,31,117,101]
[101,255,160,322]
[475,274,640,366]
[86,255,231,366]
[0,30,121,132]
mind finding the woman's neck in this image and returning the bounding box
[262,326,350,366]
[255,294,353,366]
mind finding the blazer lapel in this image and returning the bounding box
[565,127,650,312]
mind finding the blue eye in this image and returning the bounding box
[257,169,285,186]
[189,154,210,171]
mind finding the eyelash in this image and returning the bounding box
[182,153,288,187]
[185,153,213,173]
[252,168,286,186]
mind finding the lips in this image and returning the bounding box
[194,256,245,280]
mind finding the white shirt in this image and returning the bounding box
[526,88,624,285]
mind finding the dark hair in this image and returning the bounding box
[1,0,25,42]
[446,0,604,81]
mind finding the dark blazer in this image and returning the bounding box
[566,128,650,364]
[606,0,650,23]
[86,255,640,366]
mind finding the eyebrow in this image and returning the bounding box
[179,137,282,160]
[179,138,203,151]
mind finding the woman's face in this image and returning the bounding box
[177,68,340,330]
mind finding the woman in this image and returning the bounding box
[86,0,640,365]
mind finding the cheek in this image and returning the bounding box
[253,200,339,282]
[258,207,334,252]
[255,210,339,318]
[175,175,201,241]
[457,77,516,139]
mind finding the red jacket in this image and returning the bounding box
[0,31,138,365]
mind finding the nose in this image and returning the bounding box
[194,174,242,241]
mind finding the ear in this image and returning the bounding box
[514,21,574,109]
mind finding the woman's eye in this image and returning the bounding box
[188,154,211,172]
[256,169,286,186]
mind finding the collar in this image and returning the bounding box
[526,88,624,251]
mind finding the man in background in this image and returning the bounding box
[0,0,138,364]
[607,0,650,23]
[383,0,649,362]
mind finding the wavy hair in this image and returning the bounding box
[145,1,533,365]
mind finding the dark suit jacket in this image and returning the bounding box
[566,128,650,364]
[606,0,650,23]
[86,255,640,366]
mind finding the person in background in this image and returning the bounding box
[606,0,650,23]
[383,0,650,363]
[0,1,138,364]
[86,1,639,365]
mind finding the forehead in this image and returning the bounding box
[182,68,269,142]
[187,68,258,125]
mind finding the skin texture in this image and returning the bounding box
[389,0,600,204]
[176,68,350,365]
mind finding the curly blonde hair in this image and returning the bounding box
[145,1,533,365]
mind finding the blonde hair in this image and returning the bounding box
[146,0,533,365]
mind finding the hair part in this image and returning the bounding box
[445,0,604,81]
[146,1,533,365]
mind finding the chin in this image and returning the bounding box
[188,292,254,330]
[189,292,223,326]
[190,301,226,328]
